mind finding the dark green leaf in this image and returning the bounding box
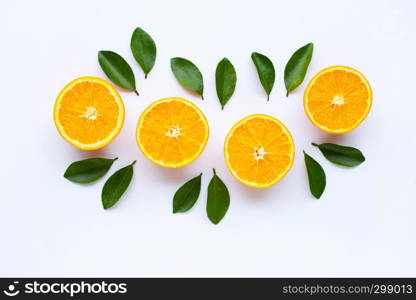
[251,52,275,101]
[102,161,136,209]
[173,173,202,213]
[170,57,204,99]
[98,50,138,95]
[206,169,230,224]
[284,43,313,96]
[64,157,118,183]
[304,151,326,199]
[312,142,365,167]
[215,58,237,109]
[130,27,157,78]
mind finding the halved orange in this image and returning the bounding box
[224,114,295,188]
[304,66,372,134]
[54,77,125,150]
[136,97,209,168]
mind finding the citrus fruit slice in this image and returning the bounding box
[224,114,295,188]
[304,66,372,134]
[136,97,209,168]
[54,77,125,150]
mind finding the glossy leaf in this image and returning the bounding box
[64,157,118,183]
[102,161,136,209]
[312,143,365,167]
[173,173,202,213]
[170,57,204,99]
[251,52,275,100]
[98,50,138,95]
[206,169,230,224]
[130,27,157,78]
[215,58,237,109]
[304,151,326,199]
[284,43,313,96]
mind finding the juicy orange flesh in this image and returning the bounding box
[138,101,207,165]
[306,70,369,130]
[58,81,120,144]
[227,118,292,186]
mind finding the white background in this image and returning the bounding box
[1,0,415,277]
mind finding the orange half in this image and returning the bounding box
[54,77,125,150]
[224,114,295,188]
[304,66,372,134]
[136,97,209,168]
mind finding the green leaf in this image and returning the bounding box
[312,142,365,167]
[170,57,204,99]
[98,50,138,95]
[102,161,136,209]
[172,173,202,213]
[64,157,118,183]
[215,58,237,109]
[304,151,326,199]
[130,27,157,79]
[206,169,230,224]
[284,43,313,96]
[251,52,275,101]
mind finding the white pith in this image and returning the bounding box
[332,95,345,105]
[254,147,265,160]
[166,125,181,138]
[81,106,98,120]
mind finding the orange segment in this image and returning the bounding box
[224,114,295,188]
[304,66,372,134]
[53,76,125,150]
[136,97,209,168]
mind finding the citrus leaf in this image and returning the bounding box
[170,57,204,99]
[304,151,326,199]
[130,27,156,78]
[207,169,230,224]
[102,161,136,209]
[64,157,118,183]
[312,142,365,167]
[251,52,275,100]
[173,173,202,213]
[284,43,313,96]
[98,50,138,95]
[215,58,237,109]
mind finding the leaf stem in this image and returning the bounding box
[131,160,137,166]
[201,95,204,100]
[135,90,139,96]
[311,143,319,147]
[267,95,270,101]
[213,168,216,176]
[114,157,119,161]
